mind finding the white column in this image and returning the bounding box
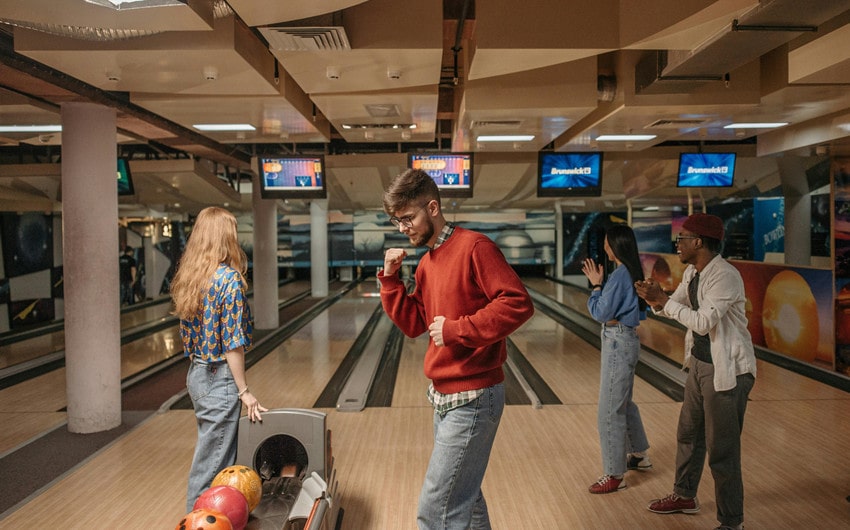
[61,102,121,433]
[310,200,329,297]
[252,169,279,329]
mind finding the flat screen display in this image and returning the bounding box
[258,155,327,199]
[677,152,736,187]
[537,152,603,197]
[409,153,473,198]
[117,158,134,196]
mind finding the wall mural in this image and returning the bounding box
[0,212,56,330]
[833,157,850,375]
[279,211,556,270]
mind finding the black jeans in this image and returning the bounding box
[673,359,754,527]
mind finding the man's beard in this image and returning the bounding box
[408,217,435,247]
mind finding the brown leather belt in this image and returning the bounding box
[605,319,619,326]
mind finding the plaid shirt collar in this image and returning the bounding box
[432,222,455,250]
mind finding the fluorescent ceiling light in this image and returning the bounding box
[193,124,256,132]
[0,125,62,133]
[724,122,788,129]
[596,134,656,141]
[85,0,186,9]
[476,135,535,142]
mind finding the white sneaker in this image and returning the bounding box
[627,454,652,470]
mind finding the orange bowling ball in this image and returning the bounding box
[761,270,819,362]
[175,508,232,530]
[212,465,263,512]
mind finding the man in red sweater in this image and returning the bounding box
[379,168,534,529]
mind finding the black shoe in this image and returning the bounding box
[626,454,652,470]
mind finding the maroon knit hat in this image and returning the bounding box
[682,213,724,241]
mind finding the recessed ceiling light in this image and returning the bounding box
[724,122,788,129]
[596,134,657,141]
[193,124,256,132]
[476,135,535,142]
[0,125,62,133]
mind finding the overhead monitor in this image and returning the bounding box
[677,152,736,188]
[409,152,473,198]
[258,155,327,199]
[117,158,135,196]
[537,152,603,197]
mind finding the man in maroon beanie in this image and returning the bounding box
[635,213,757,530]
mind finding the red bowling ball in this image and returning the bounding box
[193,485,249,530]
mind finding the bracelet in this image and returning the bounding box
[591,284,602,290]
[238,387,249,397]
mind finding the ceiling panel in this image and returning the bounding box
[1,0,850,216]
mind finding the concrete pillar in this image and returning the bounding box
[310,200,329,297]
[778,156,811,266]
[61,102,121,433]
[252,170,279,329]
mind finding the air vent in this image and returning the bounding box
[261,26,350,51]
[645,118,708,129]
[364,104,400,118]
[471,120,522,129]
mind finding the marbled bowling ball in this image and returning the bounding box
[194,486,249,530]
[212,465,262,512]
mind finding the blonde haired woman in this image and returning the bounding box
[171,206,267,512]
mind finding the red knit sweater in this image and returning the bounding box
[379,227,534,394]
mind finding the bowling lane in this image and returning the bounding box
[0,296,172,370]
[525,276,687,367]
[0,281,311,454]
[525,276,850,403]
[0,282,304,375]
[0,282,298,372]
[246,281,382,409]
[384,289,652,410]
[508,310,672,406]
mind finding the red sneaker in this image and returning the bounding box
[588,475,626,494]
[647,493,700,513]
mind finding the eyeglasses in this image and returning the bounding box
[675,235,700,244]
[389,204,427,228]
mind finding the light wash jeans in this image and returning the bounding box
[598,324,649,476]
[417,383,504,530]
[185,360,241,512]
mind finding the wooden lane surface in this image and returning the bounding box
[7,397,850,528]
[0,297,173,370]
[245,284,381,410]
[0,282,310,455]
[3,279,850,528]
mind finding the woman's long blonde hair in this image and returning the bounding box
[170,206,248,320]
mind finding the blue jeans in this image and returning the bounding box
[418,383,504,530]
[673,359,754,527]
[185,360,241,512]
[598,324,649,476]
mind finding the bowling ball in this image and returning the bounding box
[194,485,249,530]
[175,508,232,530]
[212,465,263,512]
[762,270,818,362]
